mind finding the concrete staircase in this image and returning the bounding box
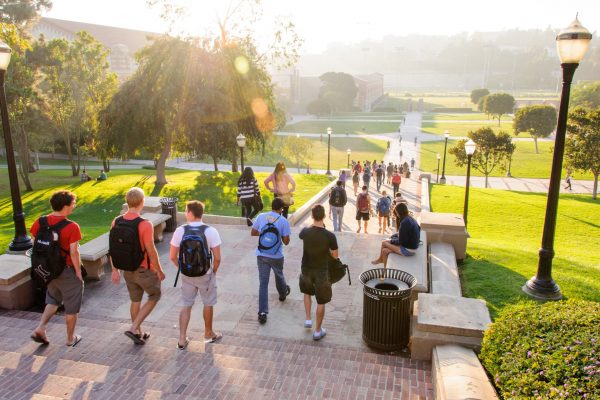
[0,310,433,399]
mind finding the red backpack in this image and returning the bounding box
[392,174,402,185]
[357,193,369,212]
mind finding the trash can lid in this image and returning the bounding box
[365,278,409,291]
[159,197,178,204]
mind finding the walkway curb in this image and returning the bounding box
[288,177,338,226]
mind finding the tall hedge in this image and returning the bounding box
[480,299,599,399]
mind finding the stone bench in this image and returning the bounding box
[430,242,461,296]
[0,254,33,310]
[386,230,428,299]
[80,213,171,280]
[433,345,498,400]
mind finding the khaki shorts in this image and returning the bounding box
[123,268,161,303]
[179,273,217,307]
[46,267,84,314]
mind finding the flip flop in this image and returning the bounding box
[177,338,189,350]
[135,332,151,341]
[204,333,223,344]
[66,335,82,347]
[30,333,49,346]
[124,330,145,345]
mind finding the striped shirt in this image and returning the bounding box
[237,178,260,200]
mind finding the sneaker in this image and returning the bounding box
[258,312,267,324]
[279,285,291,301]
[304,320,313,328]
[312,328,327,341]
[246,218,253,227]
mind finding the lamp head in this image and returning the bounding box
[347,148,351,155]
[0,40,12,71]
[465,139,476,156]
[437,153,441,160]
[556,16,592,64]
[444,131,450,139]
[236,133,246,148]
[327,127,332,135]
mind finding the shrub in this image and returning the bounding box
[480,299,599,399]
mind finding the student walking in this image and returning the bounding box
[328,180,348,232]
[362,167,371,189]
[251,198,292,324]
[30,190,84,347]
[110,187,165,345]
[564,173,572,191]
[237,167,261,226]
[376,190,392,234]
[169,200,222,349]
[264,162,296,219]
[299,205,339,341]
[391,169,402,196]
[386,163,394,184]
[410,157,416,171]
[355,185,373,234]
[375,164,385,192]
[352,170,360,196]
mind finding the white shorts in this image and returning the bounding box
[179,273,217,307]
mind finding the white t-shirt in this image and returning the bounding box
[170,222,222,250]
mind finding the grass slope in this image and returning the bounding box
[282,120,399,134]
[0,169,329,248]
[430,185,600,318]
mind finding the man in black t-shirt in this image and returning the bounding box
[299,205,339,341]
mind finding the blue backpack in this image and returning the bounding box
[377,197,392,214]
[178,225,212,277]
[258,216,282,255]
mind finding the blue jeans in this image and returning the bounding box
[376,178,383,192]
[331,206,344,231]
[257,256,287,314]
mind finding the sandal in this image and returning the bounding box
[31,333,49,346]
[204,333,223,344]
[66,335,82,347]
[124,330,145,345]
[177,338,190,350]
[135,332,150,341]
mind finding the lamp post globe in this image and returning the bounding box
[0,40,32,252]
[347,148,351,169]
[236,133,246,171]
[326,127,332,176]
[463,139,476,228]
[440,130,450,184]
[436,153,441,183]
[524,16,592,301]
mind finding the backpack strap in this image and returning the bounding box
[43,216,73,255]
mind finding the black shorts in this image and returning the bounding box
[356,211,370,221]
[299,268,332,304]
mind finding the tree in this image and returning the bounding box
[449,127,513,188]
[470,88,489,105]
[281,136,312,172]
[0,0,51,30]
[306,99,331,117]
[483,93,515,126]
[513,105,557,154]
[318,72,358,112]
[565,107,600,199]
[571,81,600,109]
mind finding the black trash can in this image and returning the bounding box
[160,197,179,232]
[359,268,416,351]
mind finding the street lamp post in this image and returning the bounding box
[236,133,246,172]
[436,153,441,183]
[440,131,450,184]
[326,127,332,176]
[347,148,351,169]
[463,139,476,228]
[523,17,592,301]
[0,40,32,253]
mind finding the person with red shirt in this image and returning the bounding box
[111,187,165,345]
[30,190,84,347]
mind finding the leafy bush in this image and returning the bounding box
[480,299,599,399]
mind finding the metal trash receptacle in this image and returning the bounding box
[359,268,416,351]
[159,197,178,232]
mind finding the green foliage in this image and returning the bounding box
[306,99,331,116]
[480,300,600,399]
[448,127,513,187]
[571,80,600,109]
[513,105,557,154]
[318,72,358,112]
[565,107,600,199]
[280,136,312,172]
[470,88,489,105]
[483,93,515,125]
[0,0,51,28]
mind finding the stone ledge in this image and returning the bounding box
[420,174,431,212]
[430,242,461,296]
[417,293,491,337]
[0,254,31,285]
[0,254,33,310]
[433,344,499,400]
[387,230,428,296]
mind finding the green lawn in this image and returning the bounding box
[0,169,329,248]
[282,120,399,134]
[244,136,388,170]
[330,112,404,120]
[420,140,595,180]
[430,185,600,318]
[421,120,519,137]
[422,113,513,122]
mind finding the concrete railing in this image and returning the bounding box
[287,178,338,226]
[420,173,431,212]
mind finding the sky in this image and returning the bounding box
[44,0,600,54]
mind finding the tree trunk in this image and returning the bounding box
[593,172,598,200]
[155,131,172,185]
[103,159,109,171]
[16,126,33,191]
[106,159,111,172]
[212,156,219,171]
[534,137,539,154]
[231,157,238,173]
[497,116,501,126]
[485,174,489,188]
[63,133,77,176]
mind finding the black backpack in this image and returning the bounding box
[258,216,282,255]
[178,225,212,277]
[329,187,345,207]
[109,216,146,271]
[30,216,72,285]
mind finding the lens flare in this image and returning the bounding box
[234,56,249,75]
[251,98,269,118]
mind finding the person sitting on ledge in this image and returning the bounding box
[371,203,420,268]
[97,169,107,181]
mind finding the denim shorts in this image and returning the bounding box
[400,246,417,257]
